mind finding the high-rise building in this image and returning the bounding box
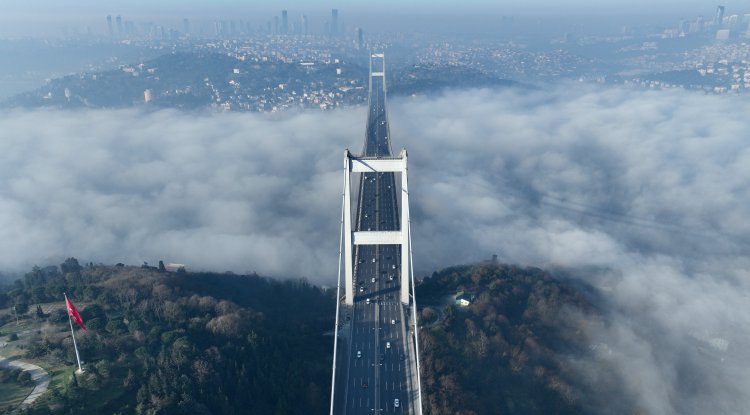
[274,16,279,35]
[183,18,191,35]
[715,5,725,25]
[281,10,288,34]
[357,27,364,49]
[696,15,705,32]
[727,14,739,28]
[116,15,123,38]
[106,15,113,38]
[679,19,689,34]
[331,9,339,35]
[302,14,308,36]
[124,20,135,37]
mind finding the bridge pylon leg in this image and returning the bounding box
[343,150,354,306]
[399,150,411,305]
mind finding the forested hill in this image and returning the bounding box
[0,260,633,414]
[0,260,334,414]
[416,264,637,415]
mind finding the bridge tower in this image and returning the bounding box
[342,149,413,306]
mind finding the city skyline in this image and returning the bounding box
[3,2,750,34]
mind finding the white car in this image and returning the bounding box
[386,341,391,349]
[360,287,364,292]
[366,298,370,304]
[394,399,399,408]
[357,350,362,358]
[391,319,396,325]
[371,277,375,283]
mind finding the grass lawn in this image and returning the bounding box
[1,314,80,410]
[0,375,34,409]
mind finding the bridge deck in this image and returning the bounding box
[332,56,420,415]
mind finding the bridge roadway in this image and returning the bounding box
[332,71,413,414]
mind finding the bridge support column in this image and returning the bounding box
[343,150,354,306]
[399,150,411,305]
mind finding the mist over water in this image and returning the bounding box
[1,84,749,413]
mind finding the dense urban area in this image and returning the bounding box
[3,5,750,112]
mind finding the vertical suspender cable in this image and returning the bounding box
[408,209,424,414]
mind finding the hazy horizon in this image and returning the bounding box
[0,1,747,37]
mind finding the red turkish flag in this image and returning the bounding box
[65,296,86,331]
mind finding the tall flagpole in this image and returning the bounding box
[64,293,84,373]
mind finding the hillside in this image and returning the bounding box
[416,264,637,415]
[1,52,523,112]
[0,260,633,414]
[0,259,334,414]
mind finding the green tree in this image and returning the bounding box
[60,257,82,274]
[17,370,32,386]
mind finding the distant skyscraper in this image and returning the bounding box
[696,15,705,32]
[183,18,191,35]
[106,15,113,38]
[274,16,279,35]
[116,15,123,38]
[331,9,339,35]
[715,5,725,25]
[281,10,288,34]
[357,27,364,49]
[679,19,688,34]
[302,15,308,36]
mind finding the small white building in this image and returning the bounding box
[455,291,475,307]
[165,263,186,272]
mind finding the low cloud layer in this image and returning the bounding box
[1,85,749,413]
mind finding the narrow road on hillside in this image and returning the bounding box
[0,354,50,414]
